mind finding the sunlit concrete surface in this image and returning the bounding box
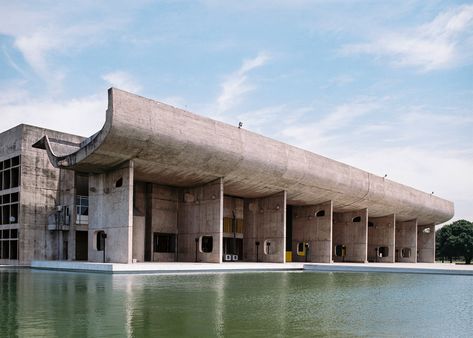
[30,260,304,273]
[304,263,473,276]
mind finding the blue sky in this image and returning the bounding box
[1,0,472,223]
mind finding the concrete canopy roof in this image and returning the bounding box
[34,88,454,225]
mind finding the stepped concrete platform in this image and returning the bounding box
[30,261,305,273]
[304,262,473,276]
[26,261,473,275]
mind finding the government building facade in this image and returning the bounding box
[0,88,454,265]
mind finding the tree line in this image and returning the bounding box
[436,219,473,264]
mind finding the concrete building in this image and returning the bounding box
[0,88,453,265]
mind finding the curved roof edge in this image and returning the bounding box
[34,87,454,225]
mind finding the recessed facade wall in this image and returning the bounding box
[417,224,435,263]
[395,219,417,263]
[243,191,286,263]
[368,214,395,263]
[332,209,368,263]
[177,178,223,263]
[88,162,134,263]
[291,201,332,263]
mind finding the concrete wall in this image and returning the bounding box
[4,125,83,265]
[368,214,395,263]
[151,184,178,262]
[395,219,417,263]
[88,161,134,263]
[177,178,223,263]
[417,223,435,263]
[243,191,286,263]
[291,201,332,263]
[332,209,368,263]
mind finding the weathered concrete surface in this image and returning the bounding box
[1,125,83,265]
[37,88,454,226]
[30,260,304,273]
[368,214,395,263]
[417,224,435,263]
[177,178,223,263]
[150,184,179,262]
[291,201,332,263]
[395,219,417,263]
[332,209,368,263]
[243,191,286,263]
[88,161,134,263]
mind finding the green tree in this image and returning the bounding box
[436,220,473,264]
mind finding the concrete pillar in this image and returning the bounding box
[177,178,223,263]
[417,223,435,263]
[291,201,332,263]
[88,161,134,263]
[243,191,286,263]
[368,214,395,263]
[395,219,417,263]
[332,209,368,263]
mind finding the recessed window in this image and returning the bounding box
[297,242,306,256]
[154,233,176,253]
[201,236,213,253]
[264,240,272,255]
[96,231,106,251]
[379,247,389,257]
[316,210,325,217]
[401,248,411,258]
[115,178,123,188]
[0,228,19,260]
[334,245,346,257]
[352,216,361,223]
[368,221,374,227]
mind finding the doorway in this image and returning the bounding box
[75,231,88,261]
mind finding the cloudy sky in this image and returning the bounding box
[1,0,472,223]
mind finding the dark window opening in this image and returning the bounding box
[401,248,411,258]
[201,236,213,253]
[379,246,389,257]
[10,240,18,259]
[115,178,123,188]
[10,229,18,238]
[4,170,10,190]
[2,205,9,225]
[316,210,325,217]
[352,216,362,223]
[11,167,19,188]
[11,156,20,166]
[96,231,106,251]
[335,245,346,257]
[368,221,374,227]
[154,233,176,253]
[11,192,18,202]
[2,240,10,259]
[10,204,18,224]
[75,174,89,196]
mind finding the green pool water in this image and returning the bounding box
[1,268,472,337]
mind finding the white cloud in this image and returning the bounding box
[280,97,383,151]
[102,71,142,94]
[216,52,270,113]
[0,89,106,137]
[341,4,473,71]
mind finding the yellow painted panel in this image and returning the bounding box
[286,251,292,262]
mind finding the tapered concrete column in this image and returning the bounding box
[417,224,435,263]
[243,191,286,263]
[395,219,417,263]
[332,209,368,263]
[368,214,395,263]
[292,201,332,263]
[177,178,223,263]
[88,161,134,263]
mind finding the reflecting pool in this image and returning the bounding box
[1,268,472,337]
